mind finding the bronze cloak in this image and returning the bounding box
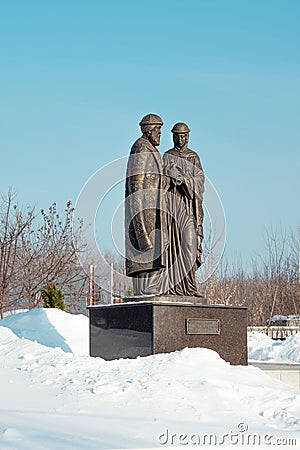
[125,137,167,277]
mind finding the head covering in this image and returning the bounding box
[171,122,190,134]
[139,114,163,127]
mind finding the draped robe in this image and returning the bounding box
[125,137,168,295]
[163,147,204,295]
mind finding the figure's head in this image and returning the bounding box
[171,122,190,148]
[139,113,163,147]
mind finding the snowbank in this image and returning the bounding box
[3,309,300,364]
[0,309,299,449]
[1,308,89,355]
[248,331,300,363]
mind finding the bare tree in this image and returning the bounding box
[201,226,299,325]
[15,201,87,310]
[0,189,34,318]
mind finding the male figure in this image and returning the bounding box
[125,114,168,296]
[163,122,204,296]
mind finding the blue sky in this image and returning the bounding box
[0,0,299,265]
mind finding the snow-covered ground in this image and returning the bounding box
[248,331,300,363]
[0,309,299,449]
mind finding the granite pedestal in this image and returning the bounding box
[89,299,248,365]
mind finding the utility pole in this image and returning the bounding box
[88,264,95,306]
[110,263,113,304]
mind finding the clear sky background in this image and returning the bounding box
[1,0,299,266]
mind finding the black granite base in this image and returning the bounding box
[88,301,248,365]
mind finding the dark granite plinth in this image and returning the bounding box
[88,301,248,365]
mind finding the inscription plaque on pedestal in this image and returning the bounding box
[186,318,220,335]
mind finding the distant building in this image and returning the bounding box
[266,314,300,327]
[266,315,287,326]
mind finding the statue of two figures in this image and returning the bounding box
[125,114,205,298]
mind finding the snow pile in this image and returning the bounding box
[1,308,89,355]
[0,309,300,449]
[248,331,300,363]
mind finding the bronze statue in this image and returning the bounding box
[163,123,204,296]
[125,116,204,297]
[125,114,168,296]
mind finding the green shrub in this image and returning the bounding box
[41,283,66,311]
